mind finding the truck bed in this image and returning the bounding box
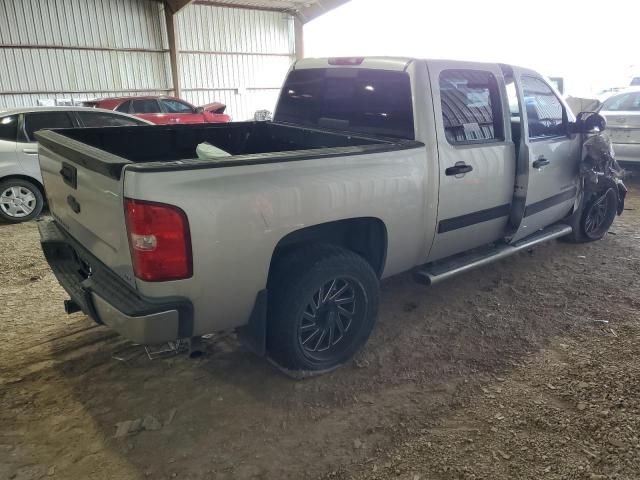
[36,121,418,179]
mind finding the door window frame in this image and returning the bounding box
[75,111,147,127]
[521,75,570,142]
[438,68,505,147]
[19,111,78,143]
[159,98,195,114]
[130,99,163,115]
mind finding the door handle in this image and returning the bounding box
[445,163,473,176]
[532,157,550,168]
[22,148,38,155]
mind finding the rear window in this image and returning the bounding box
[24,111,74,142]
[115,100,132,113]
[275,68,415,139]
[0,115,18,141]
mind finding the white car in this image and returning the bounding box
[0,106,150,223]
[599,87,640,164]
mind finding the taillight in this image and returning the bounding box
[124,198,192,282]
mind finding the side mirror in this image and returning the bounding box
[195,106,204,114]
[575,112,606,133]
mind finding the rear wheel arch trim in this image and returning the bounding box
[269,217,388,279]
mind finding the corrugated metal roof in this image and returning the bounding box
[198,0,312,9]
[193,0,350,20]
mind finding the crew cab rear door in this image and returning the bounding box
[507,68,581,242]
[426,60,516,261]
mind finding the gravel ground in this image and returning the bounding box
[0,177,638,480]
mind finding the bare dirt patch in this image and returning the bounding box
[1,178,638,480]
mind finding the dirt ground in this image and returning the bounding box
[1,177,639,480]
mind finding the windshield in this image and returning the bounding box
[602,91,640,111]
[274,68,415,140]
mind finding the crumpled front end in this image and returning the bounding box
[581,132,627,215]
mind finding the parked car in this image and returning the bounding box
[0,106,150,223]
[36,57,624,372]
[85,96,231,125]
[599,87,640,164]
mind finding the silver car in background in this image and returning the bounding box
[600,87,640,164]
[0,107,150,223]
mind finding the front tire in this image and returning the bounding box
[0,179,44,223]
[267,245,380,371]
[565,188,617,243]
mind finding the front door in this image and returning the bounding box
[426,61,516,262]
[508,68,581,242]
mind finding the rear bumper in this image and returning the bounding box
[38,219,193,344]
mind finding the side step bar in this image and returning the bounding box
[414,224,572,286]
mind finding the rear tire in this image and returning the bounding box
[267,245,379,371]
[0,179,44,224]
[564,188,617,243]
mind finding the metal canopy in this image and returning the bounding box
[169,0,351,22]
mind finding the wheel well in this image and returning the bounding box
[270,217,388,278]
[0,175,45,197]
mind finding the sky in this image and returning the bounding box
[304,0,638,97]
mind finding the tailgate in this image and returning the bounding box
[602,111,640,144]
[36,130,136,288]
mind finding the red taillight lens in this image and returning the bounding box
[124,199,192,282]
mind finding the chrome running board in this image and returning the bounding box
[415,224,572,286]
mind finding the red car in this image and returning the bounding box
[84,96,231,125]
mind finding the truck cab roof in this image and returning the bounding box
[293,57,522,73]
[293,57,415,71]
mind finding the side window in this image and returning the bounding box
[23,111,74,142]
[161,99,194,114]
[602,92,640,112]
[521,76,566,139]
[115,100,132,113]
[439,69,503,144]
[0,115,18,141]
[131,100,161,114]
[77,112,144,127]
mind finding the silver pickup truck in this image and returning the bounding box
[36,57,625,372]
